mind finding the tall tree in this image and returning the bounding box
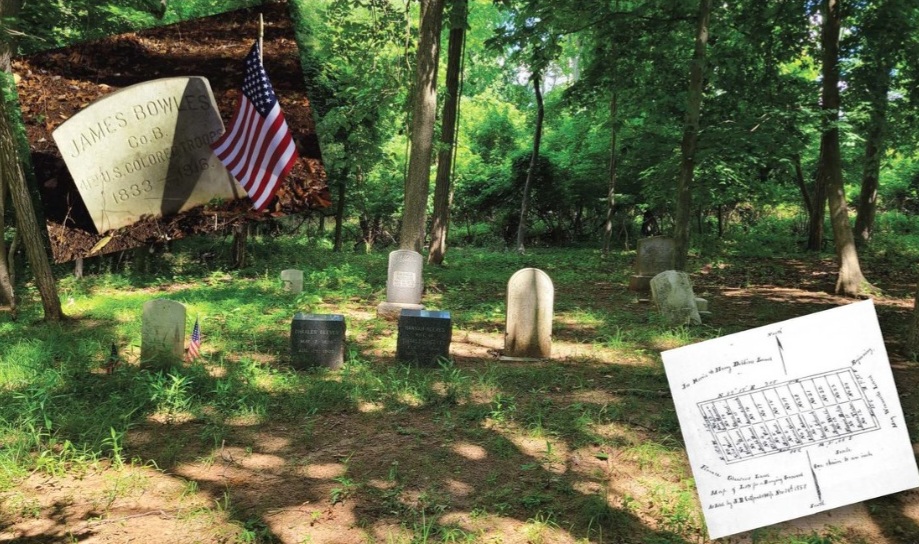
[0,94,63,321]
[400,0,445,253]
[601,89,619,255]
[428,0,468,265]
[514,72,544,253]
[673,0,713,271]
[2,0,62,320]
[820,0,869,296]
[0,0,19,316]
[851,0,916,243]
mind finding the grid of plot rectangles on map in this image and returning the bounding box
[697,368,880,464]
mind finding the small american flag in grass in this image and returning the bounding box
[186,317,201,362]
[211,40,299,211]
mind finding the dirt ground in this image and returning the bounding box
[14,2,329,263]
[2,254,919,543]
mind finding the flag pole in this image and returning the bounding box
[259,14,264,63]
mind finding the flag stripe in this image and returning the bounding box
[210,41,299,211]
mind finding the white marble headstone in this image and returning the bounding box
[650,270,701,325]
[504,268,553,359]
[386,250,424,304]
[281,269,304,294]
[52,76,243,233]
[141,299,186,367]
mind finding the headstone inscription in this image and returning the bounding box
[141,299,186,369]
[377,250,425,320]
[504,268,553,359]
[51,76,244,234]
[396,310,451,367]
[628,236,676,293]
[281,269,304,294]
[290,313,346,370]
[650,270,702,325]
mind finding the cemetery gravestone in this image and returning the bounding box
[281,269,304,294]
[52,76,244,234]
[628,236,676,293]
[504,268,553,359]
[290,313,346,370]
[396,310,452,367]
[377,250,425,320]
[141,299,186,369]
[650,270,702,325]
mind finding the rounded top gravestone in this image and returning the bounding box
[141,299,186,369]
[504,268,554,359]
[386,250,424,304]
[52,76,244,234]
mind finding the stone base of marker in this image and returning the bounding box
[695,297,711,320]
[291,313,346,370]
[377,301,425,321]
[396,310,451,367]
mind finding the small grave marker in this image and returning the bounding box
[290,313,346,370]
[396,309,451,367]
[504,268,553,359]
[650,270,702,325]
[281,269,304,294]
[141,299,186,369]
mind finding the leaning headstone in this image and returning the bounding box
[290,313,346,370]
[141,299,186,369]
[396,310,452,367]
[650,270,702,325]
[51,76,243,234]
[377,250,425,320]
[504,268,553,359]
[629,236,676,293]
[281,269,304,294]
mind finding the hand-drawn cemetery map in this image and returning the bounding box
[662,300,919,539]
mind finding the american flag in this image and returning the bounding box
[211,41,299,211]
[186,317,201,362]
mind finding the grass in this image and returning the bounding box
[1,220,918,542]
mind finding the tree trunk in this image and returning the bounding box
[333,173,346,252]
[1,98,63,320]
[399,0,445,254]
[907,282,919,361]
[791,153,813,217]
[2,0,61,320]
[853,69,889,244]
[231,223,247,269]
[807,153,827,251]
[428,0,467,266]
[820,0,869,297]
[602,91,619,256]
[0,0,21,317]
[515,72,545,253]
[673,0,712,271]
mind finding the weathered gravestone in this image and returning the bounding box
[281,269,304,294]
[504,268,553,359]
[629,236,676,293]
[141,299,186,369]
[650,270,702,325]
[377,250,425,320]
[52,76,243,234]
[396,310,451,367]
[290,313,346,370]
